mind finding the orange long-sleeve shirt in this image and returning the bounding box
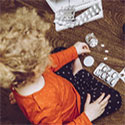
[12,46,92,125]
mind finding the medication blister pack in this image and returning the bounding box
[119,68,125,83]
[54,6,75,26]
[76,3,101,25]
[93,63,120,87]
[47,0,100,13]
[55,2,103,31]
[46,0,103,31]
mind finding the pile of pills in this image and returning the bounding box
[85,33,98,48]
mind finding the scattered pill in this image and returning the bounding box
[104,57,108,60]
[101,44,105,47]
[105,50,109,53]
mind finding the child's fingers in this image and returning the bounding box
[85,93,91,105]
[101,101,108,109]
[100,108,105,115]
[95,93,105,103]
[83,49,91,53]
[9,92,16,104]
[9,92,14,100]
[10,99,16,104]
[82,44,89,50]
[100,95,111,105]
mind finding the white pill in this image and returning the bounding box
[83,56,94,67]
[96,8,99,13]
[84,17,87,22]
[81,14,85,18]
[95,69,102,76]
[89,8,93,12]
[76,16,81,20]
[92,11,95,16]
[70,24,75,28]
[106,76,112,82]
[110,79,116,86]
[93,5,97,9]
[112,72,118,78]
[102,66,108,72]
[101,73,107,79]
[105,50,109,53]
[101,44,105,47]
[88,15,91,18]
[79,21,83,25]
[104,57,108,60]
[85,11,89,15]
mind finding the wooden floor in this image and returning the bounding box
[0,0,125,125]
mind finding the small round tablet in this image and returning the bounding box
[83,56,94,67]
[104,57,108,60]
[101,44,105,47]
[88,15,91,19]
[92,11,95,16]
[83,17,87,22]
[105,50,109,53]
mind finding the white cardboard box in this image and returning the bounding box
[46,0,101,12]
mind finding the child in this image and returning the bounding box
[0,7,122,125]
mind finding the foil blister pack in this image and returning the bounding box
[76,3,101,25]
[55,2,103,31]
[93,63,120,87]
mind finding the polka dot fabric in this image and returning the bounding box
[52,47,122,119]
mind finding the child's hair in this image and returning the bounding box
[0,7,52,88]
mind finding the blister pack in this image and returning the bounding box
[54,6,75,26]
[76,3,101,25]
[93,63,120,87]
[55,2,103,31]
[119,68,125,83]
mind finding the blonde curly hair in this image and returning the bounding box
[0,7,52,88]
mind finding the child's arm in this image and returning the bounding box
[50,42,90,72]
[50,46,78,72]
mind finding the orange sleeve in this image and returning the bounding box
[14,95,92,125]
[66,112,92,125]
[40,112,92,125]
[49,46,78,72]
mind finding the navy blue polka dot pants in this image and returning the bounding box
[52,47,122,119]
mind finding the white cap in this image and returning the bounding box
[83,56,95,67]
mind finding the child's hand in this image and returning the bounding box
[9,92,16,104]
[84,93,110,122]
[74,41,91,55]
